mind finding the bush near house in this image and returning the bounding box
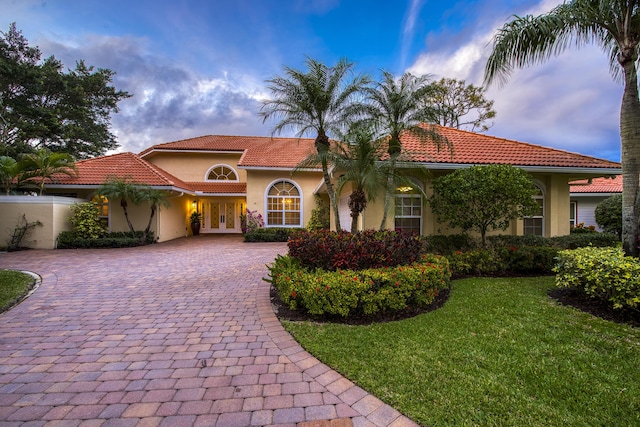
[554,246,640,311]
[421,233,619,277]
[288,229,422,271]
[243,228,298,242]
[57,231,154,249]
[268,253,450,317]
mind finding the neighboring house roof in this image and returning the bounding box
[570,175,622,194]
[48,152,194,192]
[399,125,621,171]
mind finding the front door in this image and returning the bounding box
[203,201,241,233]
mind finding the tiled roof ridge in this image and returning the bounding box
[432,124,620,166]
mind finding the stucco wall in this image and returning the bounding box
[144,152,248,182]
[0,196,82,249]
[245,169,323,228]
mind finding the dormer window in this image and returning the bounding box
[205,165,238,181]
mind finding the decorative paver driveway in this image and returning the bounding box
[0,235,418,427]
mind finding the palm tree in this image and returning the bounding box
[484,0,640,257]
[97,177,138,236]
[332,125,387,233]
[20,148,77,195]
[0,155,24,194]
[260,57,370,231]
[362,70,447,230]
[133,185,171,242]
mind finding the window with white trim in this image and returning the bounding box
[524,185,544,236]
[205,164,238,181]
[266,181,301,227]
[569,201,577,228]
[394,180,422,234]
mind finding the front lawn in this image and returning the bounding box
[0,269,34,312]
[283,276,640,426]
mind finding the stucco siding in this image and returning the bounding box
[145,152,247,182]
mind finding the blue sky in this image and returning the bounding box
[2,0,622,161]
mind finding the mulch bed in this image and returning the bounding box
[271,284,639,328]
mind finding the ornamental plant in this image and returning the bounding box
[267,253,451,317]
[69,202,107,239]
[240,208,264,234]
[288,229,422,271]
[554,246,640,311]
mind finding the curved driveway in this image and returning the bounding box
[0,235,418,427]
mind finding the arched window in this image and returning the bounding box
[266,180,301,227]
[205,164,238,181]
[394,179,423,234]
[524,184,544,236]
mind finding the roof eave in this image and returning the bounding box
[140,148,245,158]
[402,161,621,175]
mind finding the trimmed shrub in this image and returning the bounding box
[549,233,619,249]
[243,228,298,242]
[288,229,423,271]
[445,250,501,276]
[57,231,154,248]
[421,234,478,255]
[267,253,451,317]
[554,246,640,311]
[595,194,622,238]
[69,202,107,239]
[498,245,558,274]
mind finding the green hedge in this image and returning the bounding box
[57,231,154,249]
[243,228,299,242]
[554,247,640,311]
[267,253,451,317]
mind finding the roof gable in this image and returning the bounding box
[51,152,193,191]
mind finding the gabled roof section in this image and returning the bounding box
[139,135,317,169]
[570,175,622,193]
[50,152,193,191]
[398,125,621,170]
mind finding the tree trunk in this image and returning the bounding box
[142,204,157,242]
[316,132,341,231]
[379,155,398,230]
[619,59,640,257]
[120,199,137,236]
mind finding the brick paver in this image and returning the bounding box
[0,235,418,426]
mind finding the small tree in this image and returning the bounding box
[20,148,77,195]
[97,177,139,235]
[306,195,330,230]
[429,164,539,246]
[424,78,496,132]
[132,186,171,242]
[595,194,622,238]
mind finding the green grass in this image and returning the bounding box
[0,269,34,312]
[283,277,640,427]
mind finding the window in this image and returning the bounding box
[266,181,301,227]
[569,201,577,228]
[91,194,109,228]
[205,165,238,181]
[394,180,422,234]
[524,185,544,236]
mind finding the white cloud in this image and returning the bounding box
[406,0,621,161]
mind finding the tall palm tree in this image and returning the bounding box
[260,57,370,231]
[484,0,640,256]
[97,177,138,236]
[332,125,387,233]
[20,148,77,195]
[363,70,447,230]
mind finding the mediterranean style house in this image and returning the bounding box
[0,125,621,248]
[570,175,622,231]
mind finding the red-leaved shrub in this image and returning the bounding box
[287,229,422,271]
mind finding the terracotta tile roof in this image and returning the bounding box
[397,125,621,169]
[50,152,193,191]
[186,182,247,194]
[570,175,622,193]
